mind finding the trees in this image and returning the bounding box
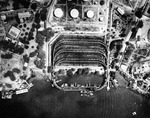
[12,0,30,9]
[35,13,41,25]
[29,50,38,58]
[23,54,30,63]
[35,50,46,68]
[4,71,16,81]
[137,20,143,28]
[135,8,143,19]
[36,32,45,48]
[34,36,46,69]
[30,3,37,11]
[40,8,48,21]
[1,53,13,59]
[40,28,54,42]
[0,39,24,55]
[12,68,21,74]
[34,58,45,69]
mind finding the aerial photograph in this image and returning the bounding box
[1,0,150,118]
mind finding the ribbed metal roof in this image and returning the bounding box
[51,34,107,67]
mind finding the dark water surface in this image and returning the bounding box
[0,79,150,118]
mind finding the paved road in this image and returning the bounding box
[0,79,150,118]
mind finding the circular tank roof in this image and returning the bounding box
[54,8,63,18]
[87,10,94,18]
[70,9,79,18]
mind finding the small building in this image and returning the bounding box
[133,62,150,78]
[18,12,31,19]
[141,62,150,73]
[0,14,6,21]
[116,7,125,15]
[8,26,20,39]
[120,64,128,71]
[16,89,28,95]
